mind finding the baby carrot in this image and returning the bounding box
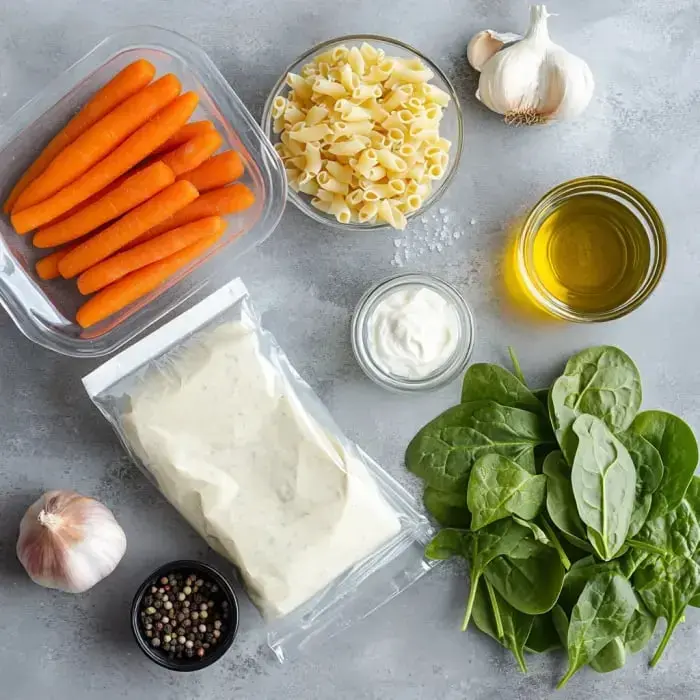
[58,180,199,278]
[4,59,155,213]
[76,232,223,328]
[77,216,225,294]
[152,120,217,155]
[14,74,181,211]
[33,162,175,248]
[179,151,244,192]
[135,183,255,243]
[160,131,223,176]
[35,244,78,280]
[11,92,199,234]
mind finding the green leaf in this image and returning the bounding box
[617,548,648,579]
[632,411,699,516]
[405,401,553,491]
[590,637,626,674]
[634,553,700,666]
[472,579,534,673]
[461,362,544,415]
[425,528,471,560]
[514,515,572,570]
[551,604,569,647]
[459,519,533,631]
[618,430,664,538]
[570,415,636,560]
[508,347,528,387]
[484,542,566,616]
[558,556,619,615]
[633,500,700,559]
[533,387,550,410]
[624,599,656,654]
[525,612,561,653]
[557,571,638,688]
[549,346,642,462]
[467,454,546,530]
[423,487,471,528]
[543,450,589,548]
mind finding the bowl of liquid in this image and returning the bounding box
[513,176,666,322]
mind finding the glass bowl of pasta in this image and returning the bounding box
[262,35,463,231]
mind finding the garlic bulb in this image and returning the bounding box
[17,490,126,593]
[473,5,594,125]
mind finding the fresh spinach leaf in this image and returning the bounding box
[472,579,534,673]
[631,499,700,559]
[551,604,569,647]
[558,556,619,615]
[461,362,544,415]
[571,415,636,560]
[543,451,589,550]
[525,612,561,653]
[513,516,572,570]
[590,637,626,674]
[618,430,664,538]
[467,454,546,530]
[423,487,471,529]
[484,542,566,616]
[533,387,550,410]
[624,599,656,654]
[632,411,699,516]
[424,528,471,560]
[557,571,637,688]
[617,548,648,579]
[634,552,700,666]
[549,346,642,462]
[406,401,553,491]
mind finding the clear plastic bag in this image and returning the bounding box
[83,278,434,661]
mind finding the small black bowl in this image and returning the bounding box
[131,559,239,671]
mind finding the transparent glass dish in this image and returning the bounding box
[515,176,666,322]
[261,34,463,231]
[352,273,475,392]
[0,26,286,357]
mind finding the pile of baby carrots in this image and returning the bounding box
[4,58,256,329]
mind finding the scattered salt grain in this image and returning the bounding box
[470,218,476,226]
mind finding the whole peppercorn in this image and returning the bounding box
[145,606,156,615]
[151,638,161,648]
[160,576,169,585]
[197,648,205,658]
[191,612,199,621]
[161,616,169,625]
[178,636,186,645]
[164,624,173,634]
[185,640,194,649]
[183,586,192,595]
[198,624,207,633]
[213,629,221,639]
[200,611,208,620]
[214,620,222,630]
[164,601,173,611]
[178,593,186,602]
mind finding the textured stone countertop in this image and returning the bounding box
[1,1,699,698]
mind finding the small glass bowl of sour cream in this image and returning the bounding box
[352,273,475,392]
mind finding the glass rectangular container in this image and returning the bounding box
[0,26,286,357]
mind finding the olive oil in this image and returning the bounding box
[531,194,651,313]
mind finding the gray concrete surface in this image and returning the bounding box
[1,0,699,698]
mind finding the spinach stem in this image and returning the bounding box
[540,517,571,570]
[512,648,528,674]
[650,620,677,667]
[627,539,668,557]
[485,579,504,639]
[556,667,576,689]
[508,347,527,386]
[462,573,480,632]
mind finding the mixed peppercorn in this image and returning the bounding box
[138,571,230,661]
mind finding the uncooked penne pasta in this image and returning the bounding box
[274,40,452,228]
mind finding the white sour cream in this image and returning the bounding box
[367,286,460,379]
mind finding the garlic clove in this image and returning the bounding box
[467,30,522,72]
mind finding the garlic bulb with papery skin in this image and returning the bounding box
[17,490,126,593]
[474,5,594,125]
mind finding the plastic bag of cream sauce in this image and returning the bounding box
[83,279,434,661]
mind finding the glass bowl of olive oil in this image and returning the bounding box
[514,176,666,322]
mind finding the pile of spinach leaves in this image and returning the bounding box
[406,345,700,689]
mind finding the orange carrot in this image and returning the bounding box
[160,131,223,176]
[14,75,181,212]
[77,216,225,294]
[76,232,222,328]
[58,180,199,278]
[35,244,78,280]
[11,92,199,234]
[179,151,244,192]
[4,59,155,213]
[152,120,217,155]
[134,184,255,244]
[33,162,175,249]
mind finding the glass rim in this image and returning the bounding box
[261,33,464,232]
[516,175,667,323]
[351,273,475,392]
